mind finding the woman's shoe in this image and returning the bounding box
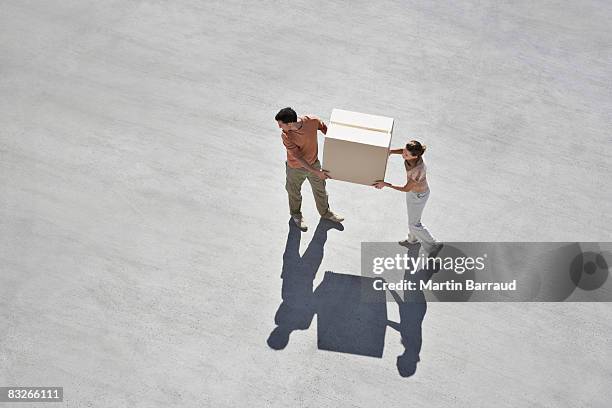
[398,234,419,246]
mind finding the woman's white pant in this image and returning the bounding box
[406,189,436,251]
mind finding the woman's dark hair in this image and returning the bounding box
[275,107,298,124]
[405,140,427,157]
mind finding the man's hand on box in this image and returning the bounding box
[315,169,331,180]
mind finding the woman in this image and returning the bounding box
[374,140,441,254]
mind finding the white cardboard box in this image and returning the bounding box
[322,109,394,185]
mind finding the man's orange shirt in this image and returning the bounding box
[281,115,328,169]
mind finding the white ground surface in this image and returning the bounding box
[1,1,611,407]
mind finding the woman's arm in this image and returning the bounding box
[374,172,416,191]
[389,181,415,192]
[389,148,403,155]
[373,165,417,192]
[373,180,415,191]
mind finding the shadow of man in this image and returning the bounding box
[386,243,435,377]
[267,218,343,350]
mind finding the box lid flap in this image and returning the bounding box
[330,109,394,133]
[326,123,392,147]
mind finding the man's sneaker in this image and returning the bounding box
[399,234,419,247]
[292,216,308,232]
[322,211,344,223]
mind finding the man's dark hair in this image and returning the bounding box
[275,107,298,124]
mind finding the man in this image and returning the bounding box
[276,107,344,232]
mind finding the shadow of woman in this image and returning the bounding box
[386,244,435,377]
[267,218,343,350]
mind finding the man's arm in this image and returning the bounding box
[282,131,329,179]
[296,156,327,177]
[317,119,328,135]
[306,115,328,135]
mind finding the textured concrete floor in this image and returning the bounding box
[1,0,612,407]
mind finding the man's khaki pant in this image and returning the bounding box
[285,159,331,218]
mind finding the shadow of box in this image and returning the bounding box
[315,272,387,358]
